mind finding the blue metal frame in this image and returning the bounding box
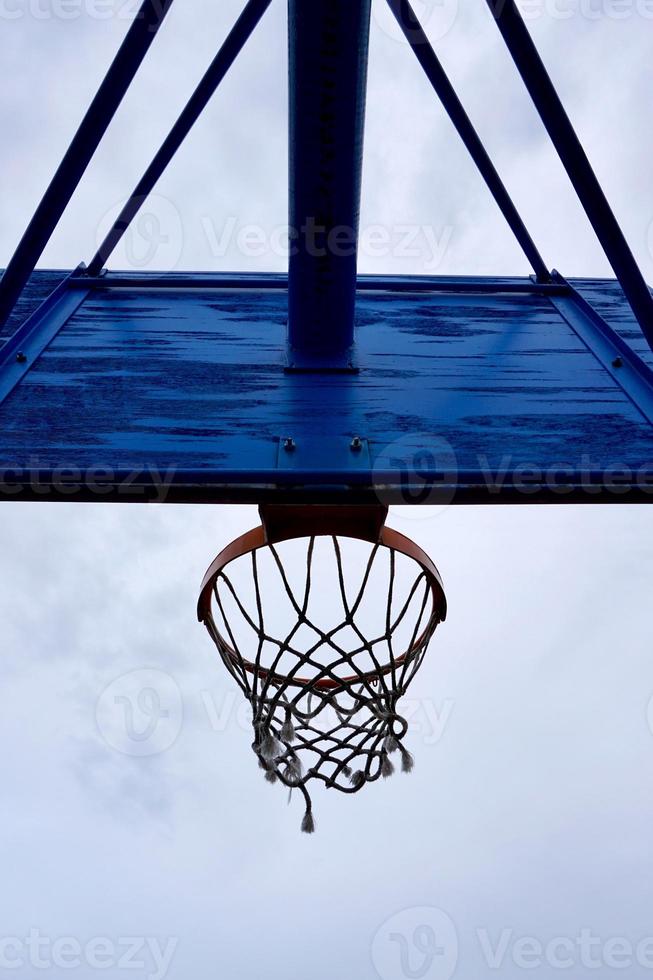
[0,0,651,507]
[485,0,653,351]
[1,468,651,506]
[1,0,651,355]
[67,271,568,294]
[0,267,90,404]
[0,0,174,330]
[88,0,273,277]
[385,0,550,283]
[286,0,372,371]
[549,273,653,425]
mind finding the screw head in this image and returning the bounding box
[350,436,363,452]
[15,351,27,363]
[612,356,623,368]
[283,437,296,452]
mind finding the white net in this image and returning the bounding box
[201,532,445,833]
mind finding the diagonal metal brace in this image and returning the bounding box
[484,0,653,352]
[0,0,175,330]
[87,0,274,276]
[386,0,550,283]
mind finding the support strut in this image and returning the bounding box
[485,0,653,351]
[386,0,550,283]
[88,0,273,276]
[0,0,174,329]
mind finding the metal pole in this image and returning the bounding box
[386,0,549,282]
[88,0,273,276]
[485,0,653,351]
[0,0,175,329]
[287,0,372,371]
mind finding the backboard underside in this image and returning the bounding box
[0,271,652,505]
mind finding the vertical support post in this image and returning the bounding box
[287,0,372,372]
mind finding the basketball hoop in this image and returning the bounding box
[198,506,447,833]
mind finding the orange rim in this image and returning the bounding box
[198,519,446,690]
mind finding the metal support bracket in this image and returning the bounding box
[549,272,653,425]
[259,502,388,543]
[285,345,359,374]
[0,267,90,406]
[276,436,371,475]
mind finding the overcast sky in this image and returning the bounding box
[1,3,653,979]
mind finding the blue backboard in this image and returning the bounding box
[0,269,651,505]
